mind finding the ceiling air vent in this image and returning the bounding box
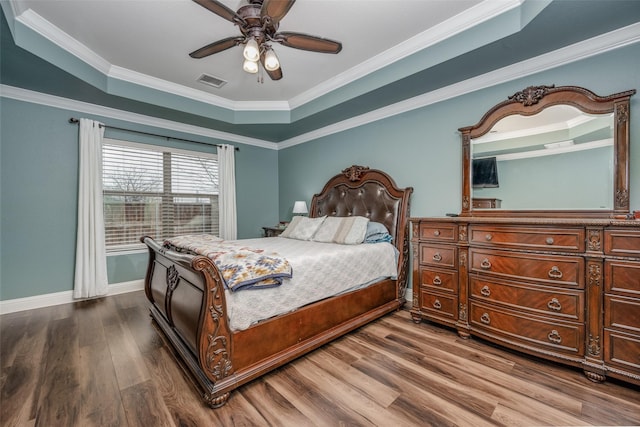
[197,73,227,89]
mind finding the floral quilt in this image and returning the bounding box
[164,234,292,292]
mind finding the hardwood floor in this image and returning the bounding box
[1,290,639,426]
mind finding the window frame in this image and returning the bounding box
[102,138,218,255]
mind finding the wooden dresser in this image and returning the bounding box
[410,217,640,386]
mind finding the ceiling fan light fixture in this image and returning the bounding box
[243,38,260,61]
[264,48,280,71]
[190,0,343,81]
[243,58,259,74]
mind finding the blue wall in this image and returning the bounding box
[0,98,278,300]
[278,44,640,219]
[2,43,639,302]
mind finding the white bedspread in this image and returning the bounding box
[223,237,398,331]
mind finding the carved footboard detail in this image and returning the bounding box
[193,259,234,395]
[141,237,235,408]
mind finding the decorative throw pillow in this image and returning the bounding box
[312,216,370,244]
[280,216,327,240]
[365,221,393,243]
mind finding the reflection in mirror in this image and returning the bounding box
[471,105,614,210]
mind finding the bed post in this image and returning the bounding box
[192,256,235,407]
[395,195,412,303]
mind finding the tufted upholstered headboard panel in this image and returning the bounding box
[310,165,413,251]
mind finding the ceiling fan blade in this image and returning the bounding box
[189,37,243,58]
[261,0,296,23]
[275,32,342,54]
[192,0,246,25]
[260,53,283,80]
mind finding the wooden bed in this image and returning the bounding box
[140,165,413,408]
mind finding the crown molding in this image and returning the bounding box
[277,22,640,149]
[492,138,613,162]
[288,0,524,109]
[9,0,522,116]
[473,114,603,144]
[0,84,278,150]
[107,65,237,110]
[16,8,112,75]
[2,22,638,151]
[14,9,290,113]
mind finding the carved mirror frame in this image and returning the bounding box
[459,85,636,218]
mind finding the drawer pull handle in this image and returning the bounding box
[485,233,493,241]
[432,253,442,262]
[480,258,492,270]
[434,230,441,236]
[547,298,562,312]
[480,285,491,297]
[546,237,554,245]
[547,330,562,344]
[480,313,491,324]
[433,299,442,310]
[548,266,563,280]
[432,276,442,286]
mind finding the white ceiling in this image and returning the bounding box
[9,0,485,103]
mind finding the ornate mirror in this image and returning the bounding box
[459,85,635,217]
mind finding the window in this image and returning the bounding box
[102,138,218,252]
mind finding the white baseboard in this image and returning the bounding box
[0,280,145,315]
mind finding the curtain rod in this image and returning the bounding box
[68,118,239,151]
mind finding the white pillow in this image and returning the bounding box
[312,216,370,244]
[280,216,327,240]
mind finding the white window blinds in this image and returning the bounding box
[102,139,219,252]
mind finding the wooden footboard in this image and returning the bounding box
[142,236,235,407]
[140,165,413,408]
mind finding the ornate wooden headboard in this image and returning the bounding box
[310,165,413,251]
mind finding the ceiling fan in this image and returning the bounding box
[189,0,343,80]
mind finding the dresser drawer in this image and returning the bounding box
[419,267,457,293]
[604,294,640,334]
[420,290,457,320]
[470,301,584,356]
[604,229,640,258]
[605,259,640,296]
[469,225,584,252]
[418,222,458,243]
[604,329,640,374]
[470,277,584,322]
[470,248,584,289]
[420,244,457,269]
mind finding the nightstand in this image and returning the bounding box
[262,226,285,237]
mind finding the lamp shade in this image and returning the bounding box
[242,58,259,74]
[292,201,308,215]
[264,48,280,71]
[243,38,260,61]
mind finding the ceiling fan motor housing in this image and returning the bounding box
[237,3,277,44]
